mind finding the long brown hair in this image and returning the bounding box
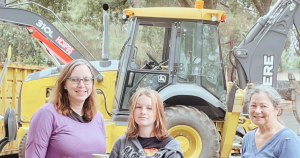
[125,88,168,140]
[49,59,98,121]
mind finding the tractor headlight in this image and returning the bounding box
[122,13,129,21]
[211,15,217,22]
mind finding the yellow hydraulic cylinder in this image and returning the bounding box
[220,86,245,158]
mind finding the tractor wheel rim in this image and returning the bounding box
[169,125,202,157]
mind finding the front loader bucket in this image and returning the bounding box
[0,108,17,153]
[3,107,10,138]
[8,108,17,141]
[0,107,10,153]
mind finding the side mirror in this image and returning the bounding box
[193,57,201,64]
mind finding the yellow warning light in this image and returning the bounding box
[125,10,134,16]
[195,0,204,9]
[122,10,134,21]
[221,13,226,22]
[8,45,12,60]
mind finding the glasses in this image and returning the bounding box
[68,76,93,85]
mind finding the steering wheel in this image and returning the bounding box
[140,60,153,69]
[146,52,159,66]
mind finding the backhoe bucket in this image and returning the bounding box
[288,73,300,123]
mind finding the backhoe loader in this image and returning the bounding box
[1,0,300,158]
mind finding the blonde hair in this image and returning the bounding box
[49,59,98,121]
[126,88,168,140]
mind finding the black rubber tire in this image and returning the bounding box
[165,105,220,158]
[18,131,28,158]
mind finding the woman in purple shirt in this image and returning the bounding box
[26,59,106,158]
[242,85,300,158]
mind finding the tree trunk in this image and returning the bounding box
[178,0,192,7]
[228,33,236,81]
[178,0,218,9]
[132,0,139,7]
[204,0,214,9]
[252,0,272,16]
[296,33,300,56]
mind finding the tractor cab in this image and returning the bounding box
[112,7,227,121]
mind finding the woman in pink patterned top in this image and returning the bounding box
[26,59,106,158]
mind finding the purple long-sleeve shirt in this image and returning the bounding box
[26,103,107,158]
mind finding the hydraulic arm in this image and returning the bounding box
[0,0,103,81]
[233,0,300,89]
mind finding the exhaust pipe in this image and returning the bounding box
[102,4,110,61]
[99,4,111,67]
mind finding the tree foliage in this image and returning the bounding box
[228,0,272,16]
[1,0,299,71]
[77,0,132,30]
[0,22,51,65]
[0,0,74,66]
[26,0,73,22]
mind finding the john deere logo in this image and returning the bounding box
[158,75,166,83]
[263,55,274,86]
